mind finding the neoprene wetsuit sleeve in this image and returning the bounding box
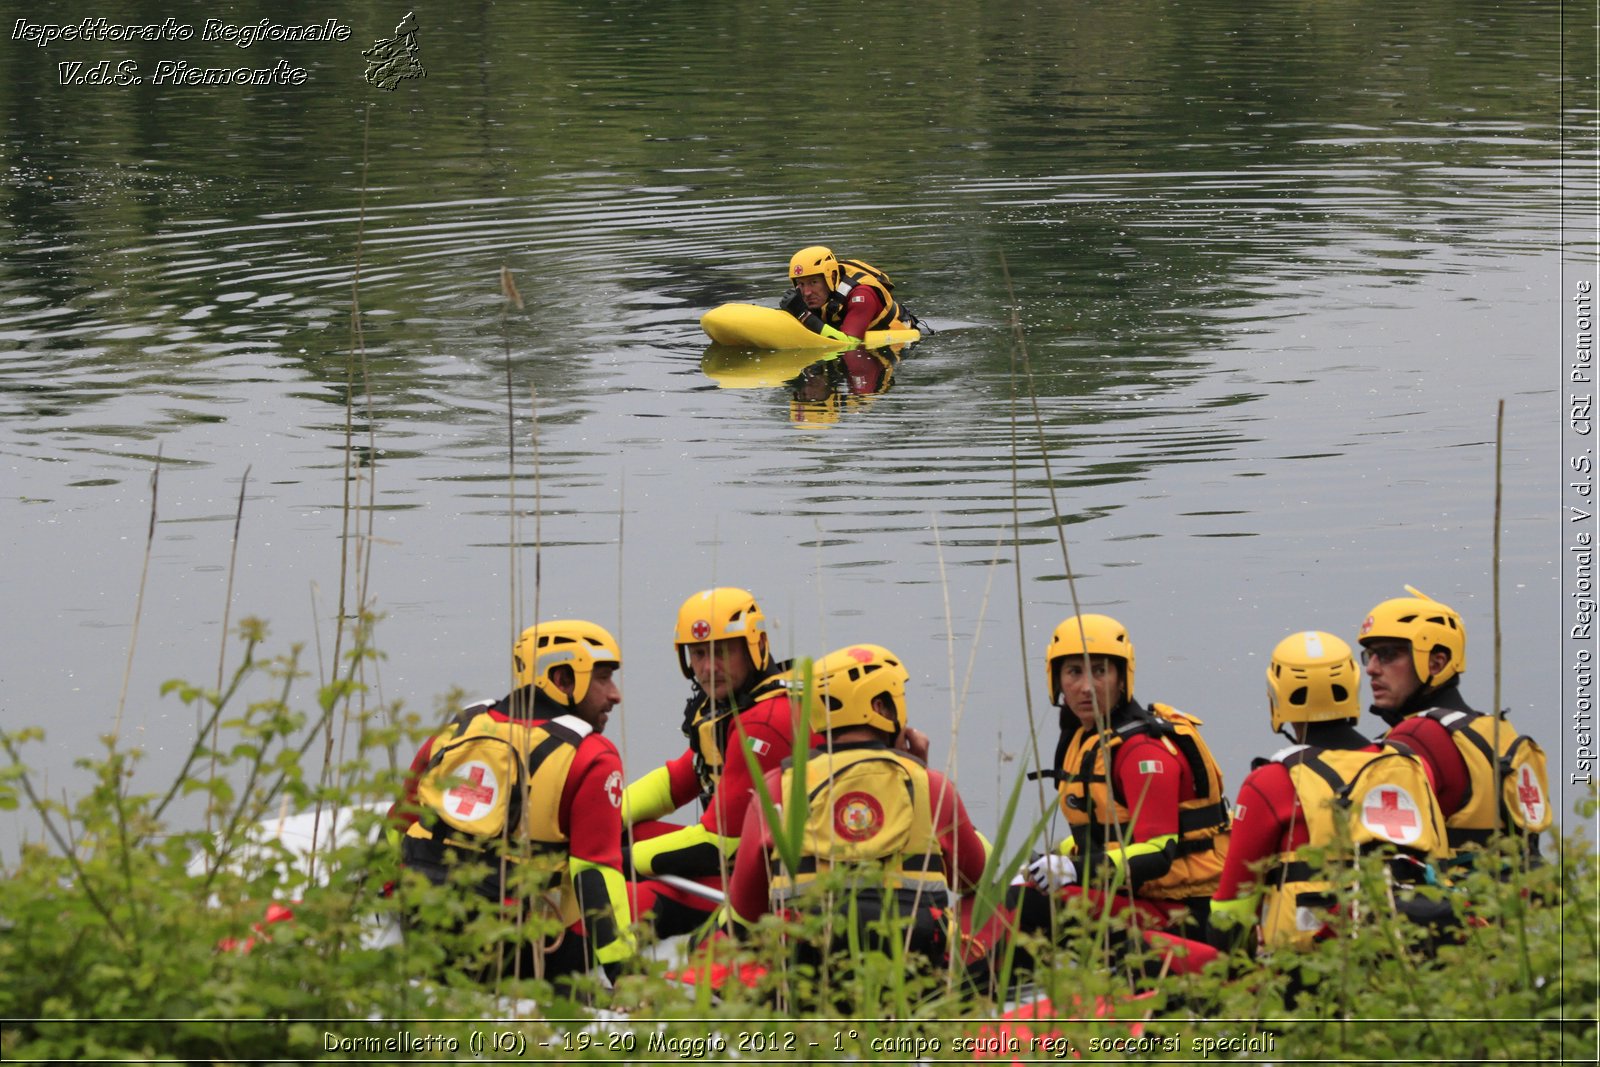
[570,859,636,965]
[1206,893,1259,954]
[631,821,736,878]
[620,765,675,825]
[1085,834,1178,890]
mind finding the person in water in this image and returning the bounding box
[778,245,921,345]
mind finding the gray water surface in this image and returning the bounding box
[0,0,1588,848]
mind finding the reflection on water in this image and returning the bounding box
[702,344,908,428]
[0,0,1583,847]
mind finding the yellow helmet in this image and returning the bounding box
[788,245,840,290]
[1357,585,1466,689]
[674,587,770,678]
[807,644,909,735]
[1267,630,1361,731]
[1045,614,1134,706]
[512,620,621,707]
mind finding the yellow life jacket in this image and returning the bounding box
[821,259,913,333]
[1057,702,1230,900]
[681,666,793,799]
[768,744,946,904]
[404,705,588,924]
[1412,707,1552,847]
[1259,743,1449,950]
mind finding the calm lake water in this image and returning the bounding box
[1,0,1592,853]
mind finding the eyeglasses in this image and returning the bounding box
[1360,643,1410,666]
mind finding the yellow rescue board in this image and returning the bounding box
[701,349,837,388]
[700,302,920,351]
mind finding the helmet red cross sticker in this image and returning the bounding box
[1516,766,1547,823]
[1361,786,1421,844]
[690,619,711,640]
[447,762,498,818]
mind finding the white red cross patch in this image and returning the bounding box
[446,761,499,820]
[1361,786,1422,844]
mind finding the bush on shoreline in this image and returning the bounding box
[1,624,1593,1063]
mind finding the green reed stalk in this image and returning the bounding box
[113,446,161,745]
[333,105,371,684]
[501,266,524,658]
[997,255,1138,962]
[736,664,809,1013]
[205,465,252,835]
[317,101,382,878]
[1492,399,1505,835]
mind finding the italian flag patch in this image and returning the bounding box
[1137,760,1163,774]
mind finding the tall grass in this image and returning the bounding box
[0,686,1590,1061]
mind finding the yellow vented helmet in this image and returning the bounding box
[673,587,770,678]
[1045,614,1134,706]
[1357,585,1466,689]
[1267,630,1361,731]
[512,620,621,707]
[788,245,841,291]
[807,644,909,735]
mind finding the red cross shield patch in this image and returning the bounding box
[690,619,711,640]
[1515,766,1547,825]
[446,761,500,821]
[1360,785,1422,845]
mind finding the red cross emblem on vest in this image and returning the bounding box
[691,619,711,640]
[1516,767,1544,820]
[1364,787,1419,842]
[448,765,495,815]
